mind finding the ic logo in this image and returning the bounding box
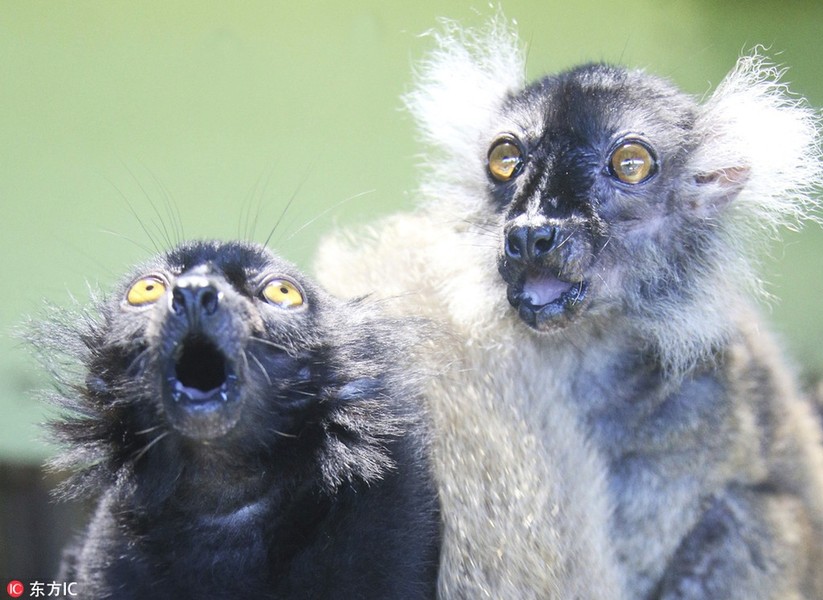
[6,581,24,598]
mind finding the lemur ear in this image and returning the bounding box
[404,14,526,201]
[690,50,822,229]
[405,15,524,150]
[692,165,750,212]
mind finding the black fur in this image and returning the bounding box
[33,240,440,599]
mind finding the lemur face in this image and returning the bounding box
[108,240,322,441]
[488,63,725,332]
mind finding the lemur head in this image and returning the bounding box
[34,240,417,498]
[491,63,734,332]
[104,240,326,442]
[408,17,821,369]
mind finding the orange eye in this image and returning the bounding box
[609,140,657,184]
[488,136,523,182]
[262,279,304,309]
[126,276,167,306]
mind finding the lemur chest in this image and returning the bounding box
[568,349,733,464]
[567,360,738,591]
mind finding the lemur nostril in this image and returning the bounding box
[533,237,553,255]
[531,227,557,258]
[199,288,220,315]
[505,228,528,259]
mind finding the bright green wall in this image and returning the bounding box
[2,0,822,461]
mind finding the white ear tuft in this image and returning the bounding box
[404,13,526,204]
[694,49,823,236]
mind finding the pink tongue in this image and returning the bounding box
[522,273,573,306]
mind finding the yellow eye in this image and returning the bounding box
[126,276,167,306]
[262,279,304,309]
[609,140,657,184]
[488,136,523,182]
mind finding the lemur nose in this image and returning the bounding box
[505,226,557,261]
[171,278,221,320]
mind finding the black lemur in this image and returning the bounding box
[316,16,823,599]
[33,239,440,599]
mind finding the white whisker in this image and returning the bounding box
[249,336,294,355]
[134,425,162,436]
[132,431,170,463]
[269,428,298,439]
[248,351,273,387]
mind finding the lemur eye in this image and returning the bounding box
[126,276,167,306]
[262,278,304,309]
[488,136,523,182]
[609,140,658,184]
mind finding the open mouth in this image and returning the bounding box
[163,334,241,440]
[171,334,232,403]
[506,270,589,330]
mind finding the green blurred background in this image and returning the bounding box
[1,0,821,495]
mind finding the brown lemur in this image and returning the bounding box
[315,16,823,599]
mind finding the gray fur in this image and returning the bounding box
[315,16,823,599]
